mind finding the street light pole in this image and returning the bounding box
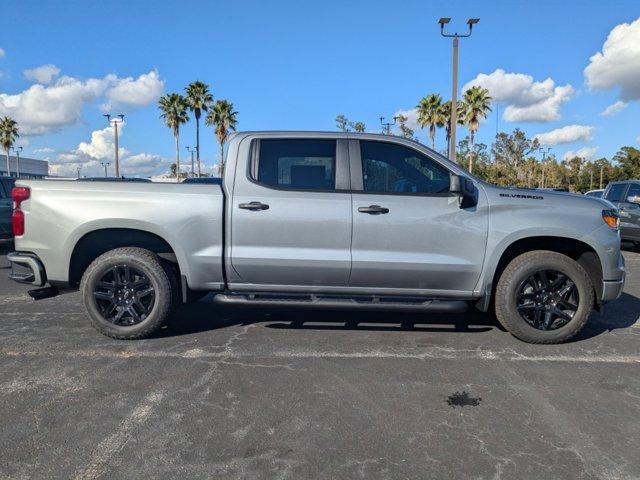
[100,161,111,177]
[439,17,479,162]
[379,116,398,135]
[104,114,124,178]
[540,147,552,188]
[186,146,196,177]
[13,146,23,178]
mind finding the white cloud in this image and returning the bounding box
[122,153,171,176]
[0,69,164,136]
[394,108,420,133]
[101,70,164,112]
[49,125,169,177]
[601,100,627,117]
[0,48,5,59]
[77,123,128,160]
[463,69,573,122]
[535,125,594,146]
[585,17,640,101]
[24,64,61,84]
[33,147,54,154]
[563,147,598,161]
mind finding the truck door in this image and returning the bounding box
[348,139,488,296]
[620,183,640,241]
[229,137,352,290]
[604,183,632,238]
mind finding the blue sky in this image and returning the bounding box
[1,0,639,176]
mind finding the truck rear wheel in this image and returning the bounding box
[80,247,174,340]
[495,250,594,344]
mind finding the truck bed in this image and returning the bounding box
[14,179,226,291]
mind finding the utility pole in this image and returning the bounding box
[540,147,552,188]
[13,146,22,178]
[104,114,124,177]
[76,165,82,179]
[100,161,111,178]
[379,116,397,135]
[439,17,479,162]
[186,146,196,177]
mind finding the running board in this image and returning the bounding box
[213,293,468,313]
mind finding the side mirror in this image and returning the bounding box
[450,174,477,208]
[627,195,640,205]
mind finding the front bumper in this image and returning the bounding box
[7,252,47,286]
[601,251,625,302]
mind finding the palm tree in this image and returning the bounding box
[438,101,467,157]
[206,100,238,176]
[417,94,445,150]
[0,116,19,177]
[352,122,365,133]
[158,93,189,182]
[185,81,213,177]
[459,86,492,173]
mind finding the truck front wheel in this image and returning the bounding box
[80,247,174,340]
[495,250,594,344]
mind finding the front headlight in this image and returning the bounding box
[602,209,620,231]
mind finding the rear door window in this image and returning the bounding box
[255,139,336,191]
[605,183,628,203]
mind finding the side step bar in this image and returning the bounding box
[213,293,468,313]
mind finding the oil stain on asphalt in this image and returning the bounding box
[446,391,482,408]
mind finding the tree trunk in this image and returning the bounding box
[196,115,201,177]
[5,150,9,177]
[468,131,475,173]
[430,125,436,150]
[175,132,180,183]
[219,143,224,177]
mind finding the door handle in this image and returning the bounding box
[358,205,389,214]
[239,201,269,211]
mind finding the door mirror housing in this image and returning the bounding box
[450,174,477,208]
[626,195,640,205]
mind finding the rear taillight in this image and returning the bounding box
[12,209,25,236]
[12,187,30,236]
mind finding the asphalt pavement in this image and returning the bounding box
[1,241,639,480]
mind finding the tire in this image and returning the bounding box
[495,250,594,344]
[80,247,175,340]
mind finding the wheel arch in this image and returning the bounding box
[478,235,603,311]
[69,228,180,288]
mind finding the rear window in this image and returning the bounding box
[0,179,15,198]
[626,184,640,202]
[605,183,627,202]
[255,139,336,191]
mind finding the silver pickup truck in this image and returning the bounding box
[7,131,625,344]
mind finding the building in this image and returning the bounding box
[0,155,48,178]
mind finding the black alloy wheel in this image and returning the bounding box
[515,269,579,331]
[93,264,155,325]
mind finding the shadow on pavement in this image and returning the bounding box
[160,300,502,338]
[573,292,640,341]
[160,291,640,342]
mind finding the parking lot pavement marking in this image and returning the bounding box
[71,390,165,480]
[2,346,640,364]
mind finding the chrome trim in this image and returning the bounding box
[7,252,46,286]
